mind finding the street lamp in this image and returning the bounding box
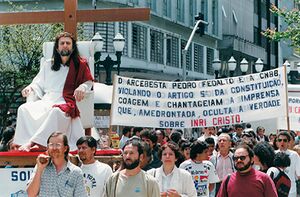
[228,56,237,77]
[284,60,300,84]
[240,58,249,75]
[213,57,264,79]
[212,58,221,79]
[91,32,125,85]
[255,58,264,73]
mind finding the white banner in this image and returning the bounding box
[0,168,34,197]
[111,67,287,128]
[278,96,300,131]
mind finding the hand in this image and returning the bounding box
[160,192,168,197]
[73,85,86,102]
[21,86,32,97]
[167,189,181,197]
[36,154,50,170]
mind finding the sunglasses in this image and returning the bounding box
[277,138,288,143]
[233,155,248,162]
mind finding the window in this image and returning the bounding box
[253,27,261,45]
[150,29,164,64]
[254,0,259,14]
[163,0,171,18]
[261,0,267,19]
[132,24,147,60]
[207,48,214,75]
[150,0,157,12]
[119,22,128,56]
[201,0,208,32]
[166,35,179,68]
[95,22,115,53]
[181,40,192,71]
[194,44,204,73]
[189,0,197,26]
[212,0,218,35]
[177,0,184,22]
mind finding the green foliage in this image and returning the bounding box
[263,2,300,48]
[0,2,85,129]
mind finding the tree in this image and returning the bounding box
[263,1,300,48]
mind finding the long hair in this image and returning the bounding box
[51,32,80,71]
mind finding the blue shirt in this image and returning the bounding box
[31,161,87,197]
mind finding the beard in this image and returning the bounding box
[59,49,73,56]
[123,158,140,170]
[234,160,252,172]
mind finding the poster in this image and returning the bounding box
[0,168,34,197]
[111,67,287,128]
[278,96,300,131]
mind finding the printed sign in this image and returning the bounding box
[0,168,34,197]
[277,96,300,130]
[111,67,287,128]
[94,116,110,128]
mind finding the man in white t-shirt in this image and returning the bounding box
[180,140,219,197]
[275,131,300,197]
[77,136,113,197]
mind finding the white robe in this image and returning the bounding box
[14,61,86,151]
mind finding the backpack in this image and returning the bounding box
[270,168,291,197]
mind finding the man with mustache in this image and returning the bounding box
[104,139,160,197]
[76,136,112,197]
[217,144,277,197]
[27,132,87,197]
[12,32,93,152]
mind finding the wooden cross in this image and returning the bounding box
[0,0,150,38]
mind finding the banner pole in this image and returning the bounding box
[109,74,117,143]
[283,65,290,132]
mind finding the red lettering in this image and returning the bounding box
[212,115,241,126]
[294,107,300,114]
[191,119,206,127]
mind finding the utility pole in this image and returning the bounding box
[182,13,208,81]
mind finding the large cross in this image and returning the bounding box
[0,0,150,38]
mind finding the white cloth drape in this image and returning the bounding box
[13,61,85,151]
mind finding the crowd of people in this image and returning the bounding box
[24,125,300,197]
[114,125,300,197]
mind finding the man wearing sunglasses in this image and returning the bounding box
[275,131,300,197]
[217,144,277,197]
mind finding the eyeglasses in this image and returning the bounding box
[277,139,288,143]
[48,143,63,148]
[233,155,248,162]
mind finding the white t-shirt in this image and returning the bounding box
[81,160,113,197]
[275,149,300,195]
[179,159,220,197]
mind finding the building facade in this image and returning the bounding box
[0,0,297,82]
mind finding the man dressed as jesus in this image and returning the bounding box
[12,32,93,151]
